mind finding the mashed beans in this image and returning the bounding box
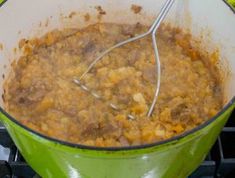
[3,23,223,147]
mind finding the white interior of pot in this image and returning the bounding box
[0,0,234,110]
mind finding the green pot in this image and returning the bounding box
[0,101,234,178]
[0,0,235,177]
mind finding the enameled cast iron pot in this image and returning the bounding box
[0,0,234,177]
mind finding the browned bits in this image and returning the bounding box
[131,4,142,14]
[19,39,28,49]
[18,38,33,55]
[1,94,5,102]
[95,6,106,15]
[68,11,76,19]
[95,6,106,20]
[3,23,223,147]
[84,13,90,22]
[0,43,3,50]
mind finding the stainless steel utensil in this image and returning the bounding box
[74,0,175,118]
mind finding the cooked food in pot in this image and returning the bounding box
[3,23,223,147]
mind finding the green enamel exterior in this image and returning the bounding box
[0,101,234,178]
[0,0,3,4]
[228,0,235,7]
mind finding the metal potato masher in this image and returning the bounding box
[74,0,175,119]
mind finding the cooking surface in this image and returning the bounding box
[0,111,234,178]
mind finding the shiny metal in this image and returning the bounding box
[91,91,102,99]
[75,0,175,117]
[109,103,119,110]
[73,78,121,112]
[127,114,135,120]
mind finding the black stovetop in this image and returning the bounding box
[0,111,234,178]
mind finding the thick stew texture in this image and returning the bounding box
[3,23,223,147]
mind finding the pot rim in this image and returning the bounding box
[0,0,234,152]
[0,97,234,151]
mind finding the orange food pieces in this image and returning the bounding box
[4,23,222,147]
